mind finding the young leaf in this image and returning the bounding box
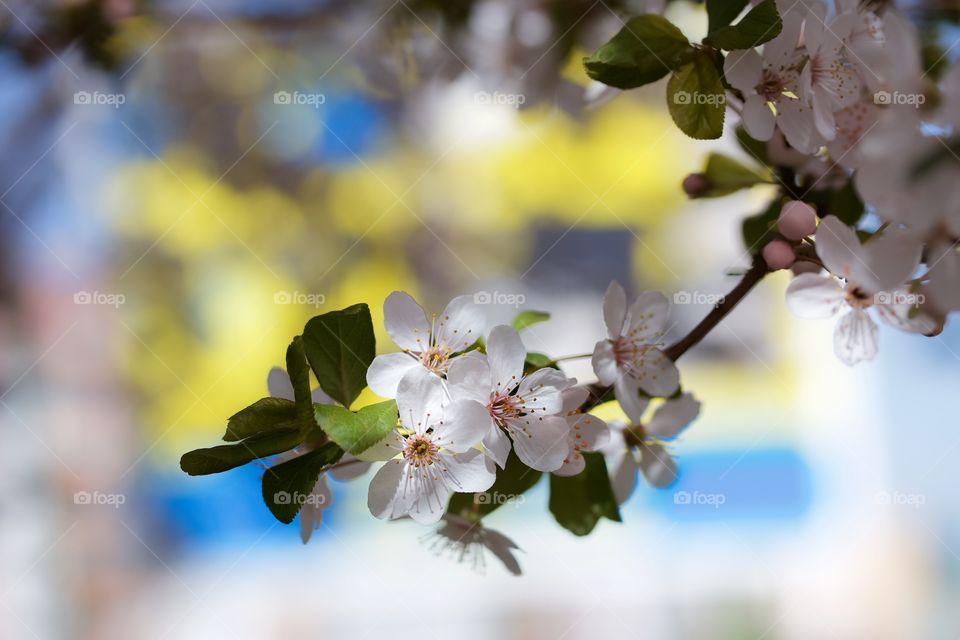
[700,152,771,197]
[549,452,621,536]
[583,15,694,89]
[667,52,726,140]
[303,303,375,409]
[181,428,303,476]
[222,397,301,442]
[707,0,782,50]
[706,0,749,34]
[512,310,550,331]
[285,335,314,417]
[447,450,542,518]
[313,400,398,455]
[262,442,344,524]
[523,352,557,374]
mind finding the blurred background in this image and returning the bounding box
[1,0,960,638]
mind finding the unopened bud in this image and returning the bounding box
[778,200,817,241]
[762,239,797,270]
[682,173,710,198]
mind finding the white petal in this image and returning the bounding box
[646,393,701,440]
[785,273,846,319]
[396,367,447,434]
[639,443,678,488]
[591,340,619,386]
[446,355,492,405]
[625,291,671,342]
[873,301,939,335]
[507,415,570,472]
[299,476,332,544]
[862,229,922,293]
[608,451,639,505]
[434,399,491,452]
[516,367,572,416]
[776,97,821,155]
[355,431,404,462]
[310,387,333,404]
[440,449,496,493]
[367,460,406,520]
[570,412,609,451]
[724,48,763,92]
[406,470,450,524]
[486,325,526,392]
[743,95,776,141]
[383,291,431,352]
[615,375,650,425]
[561,386,590,414]
[329,454,371,480]
[632,349,680,398]
[815,216,865,283]
[553,450,586,477]
[833,308,879,365]
[482,423,511,468]
[435,295,484,353]
[267,367,294,400]
[366,352,419,399]
[602,281,628,339]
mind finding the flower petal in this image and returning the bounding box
[626,291,671,342]
[606,449,638,505]
[435,295,484,353]
[329,454,372,481]
[743,94,776,141]
[833,308,879,365]
[724,48,763,92]
[267,367,294,400]
[591,340,619,386]
[646,393,700,440]
[440,449,496,494]
[615,375,650,425]
[396,367,447,434]
[383,291,431,352]
[602,281,628,339]
[633,348,680,398]
[815,216,865,283]
[299,476,332,544]
[366,352,419,399]
[446,354,492,405]
[785,273,846,319]
[434,399,492,452]
[862,229,921,293]
[367,460,406,520]
[639,443,678,488]
[482,423,512,468]
[507,415,569,472]
[516,367,573,416]
[486,325,526,392]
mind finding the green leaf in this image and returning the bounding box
[707,0,782,50]
[180,428,303,476]
[667,52,726,140]
[448,450,542,518]
[223,397,301,442]
[523,352,557,374]
[707,0,749,34]
[828,182,865,226]
[700,152,770,197]
[285,335,314,418]
[583,15,694,89]
[549,452,621,536]
[735,125,769,166]
[262,442,344,523]
[313,400,398,455]
[302,303,376,409]
[741,197,782,254]
[512,310,550,331]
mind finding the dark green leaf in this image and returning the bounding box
[512,310,550,331]
[314,400,398,455]
[262,442,344,523]
[708,0,782,50]
[667,52,726,140]
[303,303,375,408]
[741,197,782,254]
[735,125,769,166]
[707,0,749,33]
[828,182,865,226]
[181,428,303,476]
[583,15,694,89]
[223,397,301,442]
[448,450,542,518]
[700,152,770,197]
[549,452,621,536]
[285,335,314,418]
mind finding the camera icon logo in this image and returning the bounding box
[673,291,692,305]
[673,490,691,505]
[74,291,92,304]
[473,291,492,305]
[673,91,691,105]
[274,91,292,105]
[274,491,292,504]
[873,90,892,105]
[74,91,92,105]
[274,291,292,304]
[874,291,892,305]
[74,491,92,505]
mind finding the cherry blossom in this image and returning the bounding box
[447,325,575,472]
[553,387,610,477]
[366,291,484,399]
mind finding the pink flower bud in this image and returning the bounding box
[777,201,817,241]
[682,173,710,198]
[762,239,796,270]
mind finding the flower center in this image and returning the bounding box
[612,336,656,368]
[488,392,522,428]
[758,69,786,101]
[419,345,452,375]
[845,285,872,309]
[403,435,438,467]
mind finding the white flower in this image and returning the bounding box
[266,367,370,543]
[423,513,523,575]
[366,370,495,524]
[926,241,960,313]
[724,13,822,153]
[366,291,484,399]
[553,386,610,477]
[591,282,680,421]
[447,325,575,472]
[599,393,701,502]
[785,216,936,365]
